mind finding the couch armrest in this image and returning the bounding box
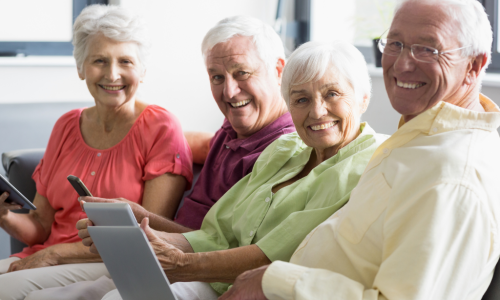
[2,149,45,201]
[2,149,45,255]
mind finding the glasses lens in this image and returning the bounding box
[380,39,402,56]
[412,45,438,62]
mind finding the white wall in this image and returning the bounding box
[1,0,500,135]
[0,0,278,133]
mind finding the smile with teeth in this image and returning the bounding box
[99,85,126,91]
[230,99,251,108]
[310,121,338,131]
[396,80,425,89]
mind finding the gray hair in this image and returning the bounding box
[201,15,285,72]
[394,0,492,74]
[72,4,150,74]
[281,41,371,107]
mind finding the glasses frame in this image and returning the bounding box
[377,38,471,63]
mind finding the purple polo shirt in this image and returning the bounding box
[175,112,295,229]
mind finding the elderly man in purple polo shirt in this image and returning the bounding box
[79,15,295,233]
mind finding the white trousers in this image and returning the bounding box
[0,258,110,300]
[27,278,220,300]
[102,282,220,300]
[0,257,21,274]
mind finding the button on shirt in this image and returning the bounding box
[263,95,500,300]
[175,113,296,229]
[183,123,388,294]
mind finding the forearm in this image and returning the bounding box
[148,213,193,234]
[166,244,271,283]
[47,242,102,265]
[156,231,194,253]
[0,212,49,246]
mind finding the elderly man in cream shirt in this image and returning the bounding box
[221,0,500,299]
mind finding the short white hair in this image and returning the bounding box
[201,15,285,72]
[72,4,150,74]
[281,41,371,107]
[395,0,492,73]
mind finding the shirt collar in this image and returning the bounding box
[365,93,500,173]
[397,93,500,135]
[223,113,294,151]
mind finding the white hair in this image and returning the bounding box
[281,41,371,107]
[395,0,492,75]
[72,4,150,74]
[201,15,285,72]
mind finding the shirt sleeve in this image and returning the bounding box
[140,107,193,189]
[182,173,252,252]
[262,183,494,300]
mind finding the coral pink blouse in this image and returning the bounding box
[13,105,193,258]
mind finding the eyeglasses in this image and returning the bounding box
[377,38,471,63]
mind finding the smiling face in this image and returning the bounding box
[289,68,366,158]
[383,1,471,120]
[206,35,286,139]
[79,34,145,108]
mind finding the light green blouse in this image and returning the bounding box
[183,122,388,294]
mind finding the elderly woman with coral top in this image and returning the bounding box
[0,5,192,299]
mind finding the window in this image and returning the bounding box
[0,0,108,56]
[484,0,500,72]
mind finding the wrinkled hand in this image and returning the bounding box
[76,215,98,254]
[7,247,58,272]
[219,265,269,300]
[0,192,22,218]
[79,196,148,222]
[140,218,186,272]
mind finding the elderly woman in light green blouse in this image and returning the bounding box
[85,41,389,300]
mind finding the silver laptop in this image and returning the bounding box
[88,225,178,300]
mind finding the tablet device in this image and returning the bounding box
[83,203,138,227]
[88,226,178,300]
[0,174,36,210]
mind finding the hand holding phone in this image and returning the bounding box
[67,175,93,197]
[0,174,36,210]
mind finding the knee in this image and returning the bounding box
[0,272,32,300]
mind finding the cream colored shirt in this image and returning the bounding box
[262,96,500,300]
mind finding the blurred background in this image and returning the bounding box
[1,0,500,259]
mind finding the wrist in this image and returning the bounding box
[179,252,196,268]
[0,208,11,223]
[43,245,61,263]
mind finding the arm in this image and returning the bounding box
[254,184,492,300]
[184,131,214,164]
[79,195,194,234]
[77,172,194,253]
[141,172,187,220]
[142,218,271,283]
[0,191,55,246]
[7,241,102,272]
[59,172,189,264]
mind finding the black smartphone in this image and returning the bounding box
[67,175,93,197]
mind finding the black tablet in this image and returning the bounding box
[0,174,36,210]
